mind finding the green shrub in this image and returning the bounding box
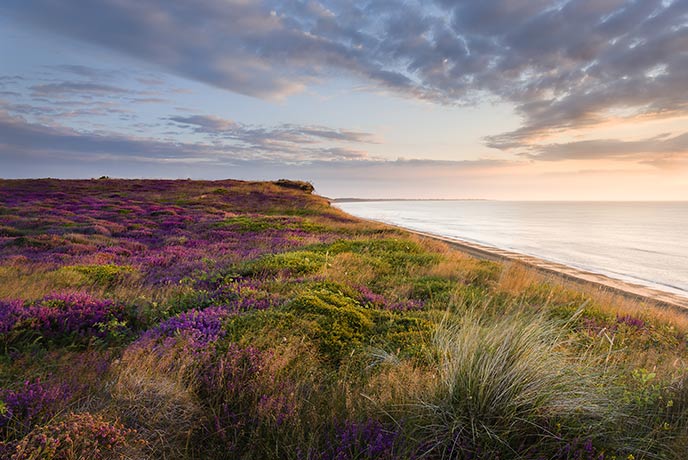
[139,288,215,326]
[273,179,315,193]
[57,264,134,288]
[309,238,440,274]
[320,238,424,256]
[368,311,433,361]
[410,276,456,301]
[465,260,501,287]
[287,288,373,362]
[0,225,25,237]
[224,310,299,346]
[217,216,285,233]
[295,219,327,233]
[240,251,326,276]
[8,236,57,249]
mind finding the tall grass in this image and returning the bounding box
[111,344,202,458]
[416,310,626,458]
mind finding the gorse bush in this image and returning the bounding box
[273,179,315,193]
[240,250,327,276]
[287,287,374,362]
[409,276,457,301]
[57,264,134,288]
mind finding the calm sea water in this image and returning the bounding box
[335,201,688,298]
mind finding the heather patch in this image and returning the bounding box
[142,306,231,349]
[0,379,72,442]
[10,412,143,460]
[304,419,402,460]
[0,292,127,348]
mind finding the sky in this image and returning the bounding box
[0,0,687,200]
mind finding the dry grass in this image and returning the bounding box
[493,256,688,335]
[583,287,688,334]
[363,359,437,408]
[0,264,84,300]
[0,263,184,313]
[323,252,380,286]
[110,345,203,459]
[496,262,544,296]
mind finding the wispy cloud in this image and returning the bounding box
[528,132,688,166]
[0,110,378,164]
[48,64,118,80]
[169,114,377,145]
[31,82,130,98]
[0,66,178,125]
[168,115,237,133]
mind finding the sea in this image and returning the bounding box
[334,201,688,299]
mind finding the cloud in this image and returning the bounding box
[168,113,377,159]
[31,82,130,98]
[528,132,688,165]
[0,110,206,161]
[168,115,237,133]
[0,65,180,125]
[0,110,379,165]
[49,65,117,79]
[3,0,687,159]
[0,110,515,173]
[0,110,523,198]
[3,111,681,200]
[0,76,25,84]
[2,0,314,100]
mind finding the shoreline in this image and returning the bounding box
[413,229,688,312]
[340,210,688,312]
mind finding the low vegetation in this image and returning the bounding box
[0,178,686,459]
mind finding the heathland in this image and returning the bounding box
[0,178,686,459]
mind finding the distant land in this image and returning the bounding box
[331,197,491,203]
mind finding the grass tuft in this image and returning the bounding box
[418,310,623,457]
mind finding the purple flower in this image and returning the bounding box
[142,306,230,347]
[616,314,645,330]
[0,379,71,433]
[307,419,400,460]
[357,285,425,311]
[0,292,125,345]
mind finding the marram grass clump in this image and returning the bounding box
[417,311,624,458]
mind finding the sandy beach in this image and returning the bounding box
[405,228,688,312]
